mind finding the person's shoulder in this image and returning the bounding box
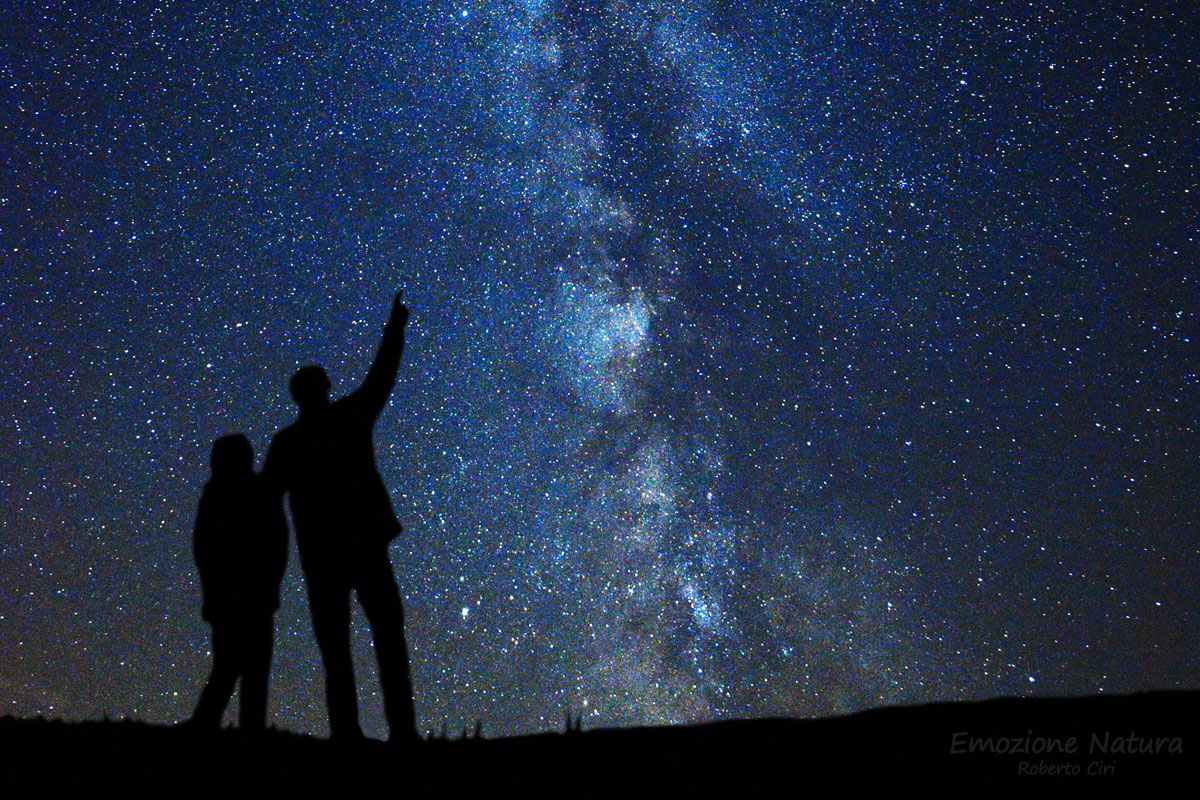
[205,477,252,499]
[196,480,228,522]
[272,418,300,440]
[251,472,284,496]
[268,420,302,451]
[335,387,376,421]
[324,393,355,422]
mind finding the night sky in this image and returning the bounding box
[2,1,1197,739]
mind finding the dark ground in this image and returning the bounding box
[2,691,1194,794]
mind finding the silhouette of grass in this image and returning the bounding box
[2,691,1194,792]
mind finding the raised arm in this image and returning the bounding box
[352,291,410,419]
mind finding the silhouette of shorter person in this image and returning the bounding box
[190,434,288,731]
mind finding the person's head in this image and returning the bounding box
[289,365,331,412]
[210,434,254,479]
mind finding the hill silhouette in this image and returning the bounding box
[3,690,1194,793]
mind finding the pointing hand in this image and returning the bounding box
[393,291,410,328]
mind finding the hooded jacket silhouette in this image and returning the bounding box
[191,433,287,730]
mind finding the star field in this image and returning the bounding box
[1,1,1197,738]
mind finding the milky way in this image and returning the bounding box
[1,2,1197,738]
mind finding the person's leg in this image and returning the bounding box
[192,622,237,729]
[308,573,361,740]
[355,546,417,743]
[238,614,274,731]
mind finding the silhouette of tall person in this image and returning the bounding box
[264,292,415,743]
[191,434,288,731]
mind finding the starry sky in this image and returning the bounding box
[1,1,1198,739]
